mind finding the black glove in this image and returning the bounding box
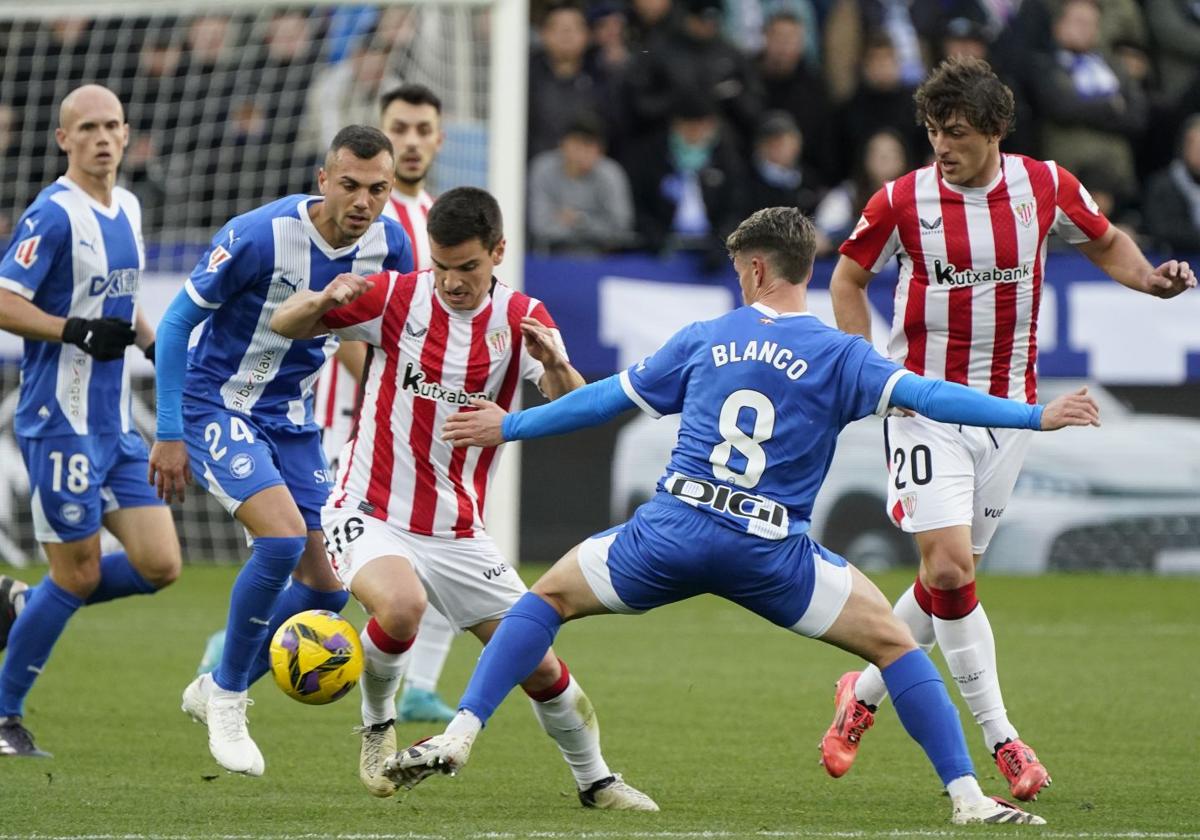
[61,316,137,362]
[143,341,156,365]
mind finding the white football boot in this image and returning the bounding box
[578,774,660,811]
[383,733,474,789]
[952,795,1046,825]
[181,672,214,726]
[206,688,265,776]
[357,720,398,797]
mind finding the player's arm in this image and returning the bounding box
[524,316,585,399]
[888,373,1100,431]
[269,273,375,339]
[829,256,876,340]
[1077,226,1195,299]
[443,375,636,448]
[0,288,74,342]
[335,339,367,381]
[0,291,133,357]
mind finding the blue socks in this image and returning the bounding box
[0,578,83,718]
[882,648,976,786]
[86,552,157,605]
[246,579,349,686]
[459,592,563,723]
[214,535,306,692]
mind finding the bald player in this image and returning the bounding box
[0,85,180,758]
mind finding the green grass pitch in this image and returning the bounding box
[0,565,1197,839]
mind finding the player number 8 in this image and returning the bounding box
[710,389,775,489]
[204,416,256,462]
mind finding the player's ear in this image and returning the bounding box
[317,167,328,197]
[491,237,506,267]
[54,127,68,153]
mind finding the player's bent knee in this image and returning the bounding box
[523,649,565,692]
[49,559,103,598]
[368,592,426,641]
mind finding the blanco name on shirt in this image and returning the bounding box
[711,340,808,381]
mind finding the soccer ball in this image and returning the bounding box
[269,610,363,705]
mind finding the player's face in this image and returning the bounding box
[382,99,443,187]
[317,149,394,245]
[926,114,1000,188]
[430,236,506,311]
[56,94,129,179]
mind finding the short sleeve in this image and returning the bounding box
[0,203,70,300]
[618,321,702,418]
[322,270,396,345]
[382,221,415,273]
[838,185,901,273]
[185,221,262,309]
[837,336,909,424]
[1050,163,1111,245]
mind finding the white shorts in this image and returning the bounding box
[321,505,527,631]
[884,412,1032,554]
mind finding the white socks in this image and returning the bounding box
[935,602,1017,750]
[404,607,455,693]
[359,625,411,726]
[528,675,611,788]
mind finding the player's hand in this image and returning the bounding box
[1146,260,1196,298]
[148,440,193,504]
[520,317,567,368]
[1040,386,1101,431]
[324,273,373,306]
[441,398,507,448]
[62,316,137,361]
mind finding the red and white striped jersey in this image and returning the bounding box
[840,155,1110,403]
[314,188,434,436]
[381,188,434,272]
[322,269,561,538]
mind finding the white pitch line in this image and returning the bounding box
[3,831,1198,840]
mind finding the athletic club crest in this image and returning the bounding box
[485,327,510,360]
[1012,201,1035,228]
[901,493,918,518]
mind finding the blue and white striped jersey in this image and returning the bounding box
[0,177,144,438]
[183,195,413,429]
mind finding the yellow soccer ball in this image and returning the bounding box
[269,609,363,705]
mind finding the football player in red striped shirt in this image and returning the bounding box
[820,56,1194,801]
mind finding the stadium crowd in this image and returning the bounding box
[1,1,1199,258]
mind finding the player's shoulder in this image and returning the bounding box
[374,212,410,240]
[10,182,74,243]
[489,278,546,314]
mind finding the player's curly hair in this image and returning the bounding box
[428,186,504,250]
[725,207,817,284]
[914,56,1014,139]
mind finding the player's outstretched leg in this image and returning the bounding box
[357,616,415,797]
[821,580,934,776]
[398,607,457,723]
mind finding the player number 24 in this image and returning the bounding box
[204,416,255,461]
[710,389,775,489]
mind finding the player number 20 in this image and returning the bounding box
[710,389,775,488]
[892,445,933,489]
[204,416,255,462]
[48,451,89,493]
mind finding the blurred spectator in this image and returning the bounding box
[814,127,907,254]
[756,10,837,183]
[627,0,764,150]
[0,103,25,239]
[625,96,746,267]
[1011,0,1147,56]
[1031,0,1147,201]
[742,110,825,218]
[528,1,621,159]
[528,114,635,253]
[588,2,631,77]
[823,0,943,104]
[300,30,401,160]
[626,0,681,53]
[1143,116,1200,255]
[838,35,925,173]
[1146,0,1200,109]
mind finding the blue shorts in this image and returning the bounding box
[19,431,163,543]
[182,400,333,531]
[577,494,853,637]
